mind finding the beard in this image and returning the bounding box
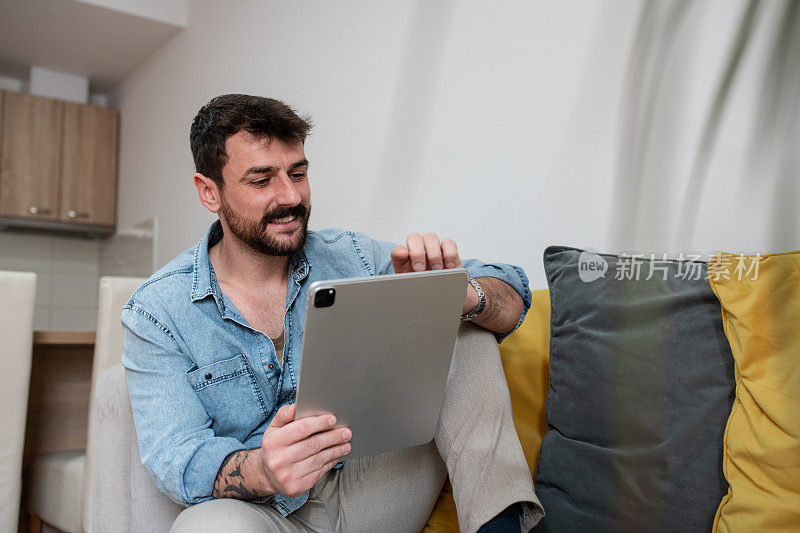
[219,198,310,257]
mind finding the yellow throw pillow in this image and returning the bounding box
[709,252,800,532]
[424,290,551,532]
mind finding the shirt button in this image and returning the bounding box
[205,372,212,380]
[268,363,275,370]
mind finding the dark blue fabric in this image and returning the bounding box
[534,246,735,532]
[478,504,521,533]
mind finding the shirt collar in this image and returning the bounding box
[191,221,224,303]
[191,220,312,304]
[290,246,311,282]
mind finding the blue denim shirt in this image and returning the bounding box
[121,221,531,515]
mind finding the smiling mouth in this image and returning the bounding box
[260,203,308,229]
[268,215,297,224]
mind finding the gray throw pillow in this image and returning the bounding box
[534,246,735,532]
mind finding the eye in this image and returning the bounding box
[291,171,307,181]
[252,177,271,186]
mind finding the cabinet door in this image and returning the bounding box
[0,91,62,220]
[60,103,118,226]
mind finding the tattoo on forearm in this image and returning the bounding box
[213,449,262,500]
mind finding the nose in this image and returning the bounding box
[274,173,302,206]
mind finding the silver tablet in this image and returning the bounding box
[295,268,469,461]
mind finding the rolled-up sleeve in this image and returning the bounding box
[365,234,532,342]
[121,303,243,506]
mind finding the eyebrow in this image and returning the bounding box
[241,158,309,181]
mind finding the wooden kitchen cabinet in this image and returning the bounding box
[0,91,62,221]
[0,90,118,233]
[60,102,118,226]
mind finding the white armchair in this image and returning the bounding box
[0,271,36,532]
[26,277,145,532]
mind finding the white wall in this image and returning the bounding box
[115,0,798,287]
[76,0,188,26]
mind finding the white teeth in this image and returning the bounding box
[271,215,296,224]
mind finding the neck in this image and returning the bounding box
[209,231,291,289]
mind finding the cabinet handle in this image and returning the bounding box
[28,206,51,215]
[67,210,90,219]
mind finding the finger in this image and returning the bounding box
[440,239,463,268]
[406,233,426,272]
[390,246,412,273]
[267,404,296,431]
[423,233,443,270]
[295,456,343,494]
[273,414,338,446]
[295,440,352,478]
[291,427,352,462]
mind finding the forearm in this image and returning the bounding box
[465,276,524,334]
[212,448,274,500]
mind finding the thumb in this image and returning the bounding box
[269,404,295,430]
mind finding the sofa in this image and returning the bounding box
[433,247,798,532]
[91,247,799,532]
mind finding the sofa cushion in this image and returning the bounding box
[534,246,735,532]
[708,252,800,532]
[424,289,551,532]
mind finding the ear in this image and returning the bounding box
[194,173,222,214]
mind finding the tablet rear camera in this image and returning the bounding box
[314,288,336,308]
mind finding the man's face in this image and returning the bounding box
[217,130,311,256]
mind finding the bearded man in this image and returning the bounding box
[121,94,543,533]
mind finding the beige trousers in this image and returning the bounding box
[171,323,543,533]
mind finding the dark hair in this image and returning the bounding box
[190,94,313,187]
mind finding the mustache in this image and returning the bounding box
[260,204,308,226]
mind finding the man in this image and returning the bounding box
[122,94,543,532]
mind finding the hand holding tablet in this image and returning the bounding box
[256,404,352,497]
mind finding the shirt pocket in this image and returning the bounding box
[186,353,269,442]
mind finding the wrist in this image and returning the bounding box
[253,448,277,496]
[461,277,486,320]
[462,283,479,315]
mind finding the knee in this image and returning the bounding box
[444,323,514,416]
[170,499,269,533]
[454,322,502,368]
